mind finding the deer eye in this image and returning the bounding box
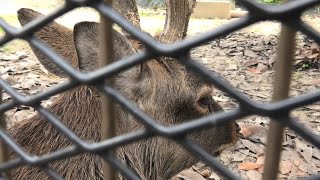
[198,96,211,108]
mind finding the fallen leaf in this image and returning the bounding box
[174,169,206,180]
[279,160,292,175]
[243,60,258,67]
[241,139,263,154]
[200,169,210,178]
[312,148,320,160]
[306,104,320,110]
[208,170,220,180]
[212,96,229,102]
[227,64,238,70]
[294,138,313,162]
[239,170,249,179]
[302,79,320,85]
[232,152,247,162]
[246,68,258,74]
[256,63,268,73]
[239,149,251,156]
[244,50,258,58]
[268,54,276,67]
[297,169,307,177]
[298,162,308,173]
[257,166,264,173]
[239,126,253,138]
[245,170,262,180]
[238,162,263,170]
[288,165,298,179]
[293,160,300,166]
[1,54,19,61]
[256,156,264,164]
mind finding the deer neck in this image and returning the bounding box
[9,86,101,156]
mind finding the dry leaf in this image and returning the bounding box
[246,68,258,74]
[212,96,229,102]
[175,169,206,180]
[241,139,263,154]
[239,149,251,156]
[232,152,247,162]
[293,160,300,166]
[243,60,258,67]
[245,170,262,180]
[238,162,263,170]
[312,148,320,160]
[306,104,320,110]
[256,63,268,73]
[294,138,313,162]
[297,162,309,173]
[279,161,292,175]
[239,126,253,138]
[257,166,264,173]
[288,165,298,179]
[208,171,220,180]
[256,156,264,164]
[244,50,258,58]
[228,64,238,70]
[200,169,210,178]
[297,169,307,177]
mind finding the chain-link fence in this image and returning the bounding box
[0,0,320,179]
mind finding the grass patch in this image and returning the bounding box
[139,13,164,19]
[0,14,28,53]
[0,14,20,27]
[0,40,29,54]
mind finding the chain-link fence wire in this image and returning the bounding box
[0,0,319,179]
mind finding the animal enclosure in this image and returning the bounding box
[0,0,320,179]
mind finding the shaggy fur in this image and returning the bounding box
[8,8,238,180]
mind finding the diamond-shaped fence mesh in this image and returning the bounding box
[0,0,319,179]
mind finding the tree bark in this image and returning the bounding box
[112,0,196,49]
[159,0,196,43]
[113,0,147,50]
[113,0,141,29]
[189,0,197,14]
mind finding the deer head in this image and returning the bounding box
[9,1,239,179]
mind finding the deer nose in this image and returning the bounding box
[235,122,241,134]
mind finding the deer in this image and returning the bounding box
[6,0,239,179]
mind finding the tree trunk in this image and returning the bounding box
[113,0,148,50]
[113,0,141,29]
[158,0,196,43]
[112,0,196,49]
[189,0,197,14]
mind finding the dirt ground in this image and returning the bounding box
[1,2,320,180]
[188,22,320,180]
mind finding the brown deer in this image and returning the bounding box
[7,1,239,179]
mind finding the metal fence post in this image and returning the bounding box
[99,0,116,179]
[0,91,10,179]
[262,20,296,180]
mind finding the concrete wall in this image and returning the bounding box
[192,0,233,19]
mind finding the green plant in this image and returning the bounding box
[259,0,282,4]
[0,15,19,26]
[301,63,310,69]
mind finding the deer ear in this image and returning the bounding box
[73,21,149,74]
[73,21,99,72]
[17,8,78,77]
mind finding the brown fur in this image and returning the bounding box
[8,8,238,180]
